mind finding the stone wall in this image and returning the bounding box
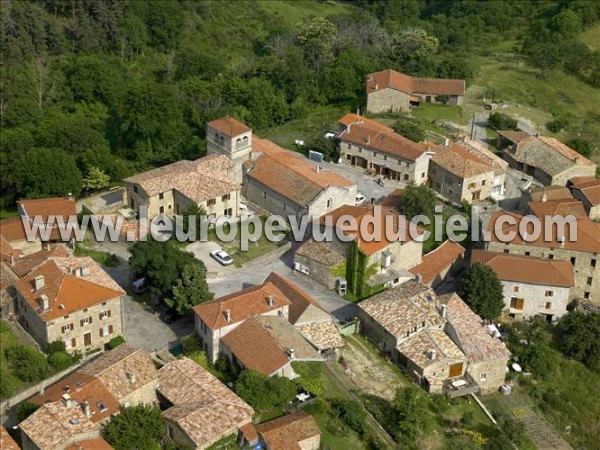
[366,87,411,113]
[486,241,599,305]
[466,358,508,395]
[428,162,494,204]
[120,379,158,407]
[500,280,570,321]
[357,311,398,355]
[293,253,340,290]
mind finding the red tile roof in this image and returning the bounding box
[18,197,77,222]
[9,247,69,277]
[0,216,29,242]
[409,240,465,284]
[255,412,320,450]
[528,200,588,218]
[486,209,600,254]
[13,260,124,321]
[338,113,393,132]
[431,142,494,179]
[338,116,428,161]
[194,281,290,330]
[221,317,290,376]
[367,69,465,96]
[528,186,573,202]
[207,116,251,137]
[570,178,600,206]
[0,426,19,450]
[472,249,574,288]
[66,438,114,450]
[29,372,119,423]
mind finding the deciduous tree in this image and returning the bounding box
[459,263,505,321]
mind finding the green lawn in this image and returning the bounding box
[313,411,366,450]
[412,103,466,125]
[73,245,121,267]
[258,0,355,27]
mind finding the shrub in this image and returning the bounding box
[181,334,202,355]
[16,402,40,421]
[46,340,66,355]
[302,397,328,415]
[4,345,50,382]
[0,369,21,398]
[566,138,592,158]
[331,398,367,433]
[488,112,518,130]
[291,361,324,395]
[393,119,426,142]
[49,351,75,371]
[102,404,165,450]
[108,336,125,349]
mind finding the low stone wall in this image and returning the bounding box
[240,242,291,268]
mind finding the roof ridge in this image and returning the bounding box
[258,153,323,191]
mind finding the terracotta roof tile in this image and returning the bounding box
[0,233,22,263]
[570,178,600,206]
[124,154,240,202]
[66,438,114,450]
[528,199,588,218]
[29,372,119,424]
[221,317,290,376]
[247,137,354,207]
[358,281,444,339]
[459,137,508,176]
[13,260,124,321]
[496,130,530,143]
[367,69,465,96]
[19,402,98,450]
[396,329,465,369]
[18,197,77,222]
[295,239,345,268]
[471,249,574,288]
[193,281,290,330]
[9,247,69,277]
[431,142,494,179]
[0,426,19,450]
[528,186,573,202]
[79,345,158,401]
[0,216,29,242]
[380,188,404,212]
[255,412,320,450]
[338,117,428,161]
[409,240,465,284]
[440,293,510,363]
[338,113,393,132]
[296,322,345,350]
[486,209,600,253]
[207,116,251,137]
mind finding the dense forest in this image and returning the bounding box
[1,0,599,207]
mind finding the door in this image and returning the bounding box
[84,332,92,347]
[449,362,463,378]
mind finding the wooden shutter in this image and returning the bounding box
[99,313,102,321]
[62,326,66,334]
[99,328,104,337]
[72,338,77,347]
[449,362,463,378]
[80,319,84,327]
[89,316,93,324]
[109,325,113,334]
[108,310,112,317]
[70,323,74,331]
[516,298,524,310]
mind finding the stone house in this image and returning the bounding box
[317,205,424,290]
[12,256,125,352]
[527,198,588,219]
[78,344,159,407]
[124,154,240,221]
[408,240,466,289]
[253,411,321,450]
[193,280,291,363]
[158,357,254,450]
[19,402,111,450]
[517,185,574,215]
[293,239,346,290]
[568,176,600,220]
[441,293,510,394]
[337,113,431,184]
[457,137,508,198]
[428,141,496,204]
[365,69,465,113]
[485,209,600,305]
[500,134,597,186]
[206,116,253,184]
[472,249,574,322]
[243,137,356,222]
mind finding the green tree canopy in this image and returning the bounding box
[393,386,433,444]
[234,370,296,413]
[102,404,165,450]
[4,345,50,382]
[400,181,437,219]
[166,263,214,315]
[459,263,504,321]
[559,311,600,372]
[17,148,82,198]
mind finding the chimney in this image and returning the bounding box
[427,349,437,361]
[82,401,91,418]
[441,305,447,319]
[541,192,547,202]
[444,138,450,146]
[366,135,371,145]
[39,294,49,312]
[224,309,231,323]
[535,132,540,138]
[33,275,45,291]
[316,165,321,173]
[80,265,90,277]
[62,393,72,408]
[288,348,295,359]
[414,273,423,283]
[267,295,275,308]
[375,83,379,90]
[558,235,565,246]
[9,253,15,266]
[127,373,136,384]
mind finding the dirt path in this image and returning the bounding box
[341,335,408,401]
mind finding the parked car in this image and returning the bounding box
[355,193,366,206]
[132,277,148,294]
[210,249,234,266]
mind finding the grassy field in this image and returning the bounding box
[580,23,600,51]
[74,245,121,267]
[258,0,355,26]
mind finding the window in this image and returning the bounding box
[571,257,576,265]
[99,310,111,320]
[421,172,426,178]
[587,277,593,286]
[81,316,92,327]
[524,252,530,256]
[222,193,231,201]
[346,143,351,149]
[133,186,138,194]
[207,198,216,206]
[283,204,287,211]
[224,208,232,216]
[481,180,486,186]
[263,191,267,199]
[545,302,552,309]
[83,308,88,313]
[236,138,242,149]
[65,338,76,349]
[404,174,409,181]
[549,254,554,259]
[159,192,164,200]
[510,297,524,310]
[61,323,74,334]
[159,206,164,214]
[513,286,520,293]
[504,249,509,254]
[242,136,248,147]
[100,325,113,337]
[480,373,488,381]
[584,292,590,299]
[373,151,378,157]
[346,154,352,160]
[97,402,108,413]
[592,259,597,268]
[545,290,554,297]
[326,198,332,208]
[468,182,476,189]
[358,147,363,153]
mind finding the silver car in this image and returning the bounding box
[210,249,234,266]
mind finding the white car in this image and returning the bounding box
[355,193,367,206]
[210,249,234,266]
